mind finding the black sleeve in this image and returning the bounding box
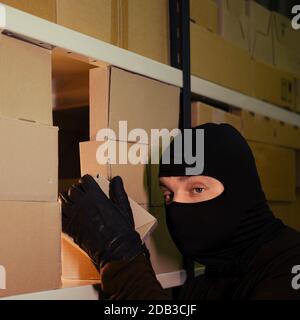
[99,253,171,300]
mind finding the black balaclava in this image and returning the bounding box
[159,123,284,277]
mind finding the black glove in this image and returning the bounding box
[109,176,151,260]
[59,174,144,269]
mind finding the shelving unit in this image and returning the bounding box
[1,3,299,126]
[191,76,300,127]
[0,3,299,299]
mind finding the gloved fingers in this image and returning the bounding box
[68,183,85,202]
[109,176,135,227]
[79,174,111,204]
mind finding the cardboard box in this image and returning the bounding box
[89,66,180,141]
[247,0,273,66]
[272,12,300,67]
[292,191,300,231]
[1,0,56,22]
[191,102,242,131]
[0,117,58,202]
[274,121,300,150]
[268,201,298,231]
[190,0,218,33]
[61,176,157,280]
[0,201,61,297]
[297,152,300,188]
[233,109,276,144]
[119,0,170,64]
[249,142,296,201]
[253,60,295,109]
[191,22,253,96]
[273,42,300,77]
[295,77,300,113]
[0,34,52,125]
[269,192,300,232]
[149,164,165,207]
[272,12,300,75]
[145,207,183,275]
[61,234,99,281]
[216,0,249,50]
[80,140,150,204]
[56,0,119,45]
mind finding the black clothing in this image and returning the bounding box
[99,124,300,300]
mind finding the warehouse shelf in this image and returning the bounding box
[191,75,300,127]
[0,2,299,300]
[0,280,101,300]
[0,268,205,300]
[0,4,182,88]
[1,3,300,127]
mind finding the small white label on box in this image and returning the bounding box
[0,265,6,290]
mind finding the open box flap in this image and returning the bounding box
[93,175,157,242]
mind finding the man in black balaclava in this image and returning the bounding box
[60,123,300,300]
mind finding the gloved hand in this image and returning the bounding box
[59,174,145,269]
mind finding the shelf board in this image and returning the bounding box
[0,280,101,300]
[0,4,182,88]
[1,3,299,126]
[191,75,300,127]
[0,268,195,300]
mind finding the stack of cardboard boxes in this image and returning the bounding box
[58,64,184,281]
[1,0,170,65]
[190,0,300,112]
[0,34,61,297]
[190,0,253,96]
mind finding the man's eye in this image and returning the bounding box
[193,187,204,194]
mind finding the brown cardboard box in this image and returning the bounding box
[191,22,253,96]
[61,176,157,280]
[269,201,298,231]
[297,152,300,188]
[56,0,119,45]
[249,142,296,201]
[1,0,56,22]
[293,190,300,231]
[273,41,300,77]
[61,234,99,281]
[149,164,165,207]
[269,192,300,232]
[190,0,218,33]
[272,12,300,53]
[145,207,183,275]
[53,72,89,110]
[216,0,249,51]
[233,109,276,144]
[0,201,61,297]
[295,77,300,113]
[52,48,94,110]
[0,34,52,125]
[247,0,273,66]
[274,121,300,150]
[191,102,242,131]
[89,66,180,141]
[0,117,58,202]
[272,12,300,76]
[253,60,295,109]
[119,0,170,64]
[80,140,150,204]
